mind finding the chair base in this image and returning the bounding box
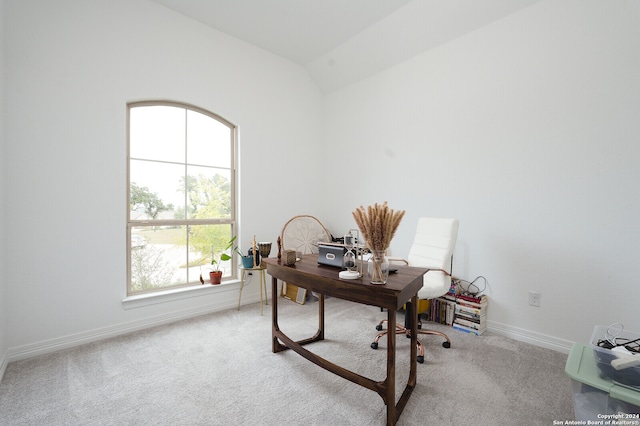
[371,317,451,364]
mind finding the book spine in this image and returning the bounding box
[453,323,483,335]
[455,305,485,315]
[456,294,487,304]
[454,318,486,331]
[424,294,488,334]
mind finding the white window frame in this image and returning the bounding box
[126,100,237,297]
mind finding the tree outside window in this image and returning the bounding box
[127,101,237,295]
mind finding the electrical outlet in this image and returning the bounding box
[529,291,541,307]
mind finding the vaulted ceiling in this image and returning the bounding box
[150,0,542,92]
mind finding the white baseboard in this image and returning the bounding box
[5,292,266,364]
[0,348,8,383]
[487,320,573,354]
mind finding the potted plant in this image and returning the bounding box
[208,236,252,284]
[228,235,260,268]
[224,235,256,266]
[209,253,224,285]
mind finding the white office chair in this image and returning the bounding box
[371,217,459,363]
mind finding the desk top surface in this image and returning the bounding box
[264,254,426,310]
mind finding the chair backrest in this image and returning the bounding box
[406,217,459,300]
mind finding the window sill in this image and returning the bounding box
[122,279,240,310]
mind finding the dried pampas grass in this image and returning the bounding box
[352,202,405,252]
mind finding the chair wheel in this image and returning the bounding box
[442,341,451,348]
[417,355,424,364]
[375,325,383,331]
[371,342,378,350]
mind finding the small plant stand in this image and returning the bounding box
[237,264,268,315]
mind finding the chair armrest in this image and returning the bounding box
[426,268,451,276]
[388,258,409,265]
[388,260,452,277]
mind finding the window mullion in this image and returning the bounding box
[127,101,237,297]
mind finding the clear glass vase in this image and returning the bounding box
[368,250,389,284]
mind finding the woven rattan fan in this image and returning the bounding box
[281,215,331,255]
[280,215,331,303]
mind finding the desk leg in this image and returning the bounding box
[272,276,325,353]
[393,294,418,423]
[318,293,325,341]
[385,306,397,425]
[272,276,281,352]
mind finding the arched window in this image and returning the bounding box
[127,101,237,295]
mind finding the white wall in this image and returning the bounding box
[321,0,640,349]
[3,0,323,359]
[3,0,639,365]
[0,0,8,376]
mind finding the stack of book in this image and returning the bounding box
[452,294,488,335]
[425,294,457,326]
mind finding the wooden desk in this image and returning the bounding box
[264,255,427,426]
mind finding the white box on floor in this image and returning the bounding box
[566,344,640,421]
[590,325,640,390]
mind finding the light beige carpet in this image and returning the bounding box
[0,297,574,425]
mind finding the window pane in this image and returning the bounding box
[130,225,189,292]
[130,160,183,220]
[128,101,236,296]
[187,109,231,168]
[188,224,233,278]
[185,166,232,220]
[130,106,185,163]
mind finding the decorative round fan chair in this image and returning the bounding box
[280,215,331,302]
